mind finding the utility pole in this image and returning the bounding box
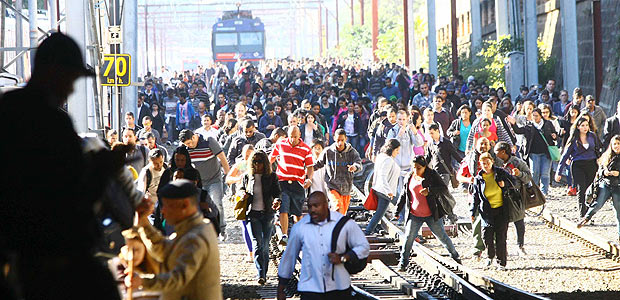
[450,0,458,75]
[427,0,437,75]
[371,0,377,61]
[123,0,138,120]
[406,0,416,69]
[144,2,149,73]
[360,0,364,25]
[403,0,410,66]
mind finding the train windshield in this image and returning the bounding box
[214,33,238,46]
[239,32,263,46]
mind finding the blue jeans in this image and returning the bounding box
[529,153,551,194]
[399,215,459,267]
[248,211,275,279]
[204,180,225,233]
[365,192,391,234]
[585,183,620,235]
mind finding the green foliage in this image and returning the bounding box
[332,24,372,60]
[375,16,404,62]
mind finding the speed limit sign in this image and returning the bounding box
[108,26,122,44]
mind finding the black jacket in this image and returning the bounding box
[603,115,620,149]
[336,112,362,135]
[424,138,463,174]
[227,131,266,165]
[396,168,448,222]
[512,119,557,160]
[239,172,281,216]
[471,166,515,226]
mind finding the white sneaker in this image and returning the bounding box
[219,232,227,242]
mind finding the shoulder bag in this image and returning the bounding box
[538,128,560,162]
[331,216,367,278]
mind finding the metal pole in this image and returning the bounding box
[48,0,57,31]
[403,0,409,66]
[144,2,149,73]
[336,0,339,45]
[371,0,377,61]
[123,0,138,120]
[524,0,538,86]
[350,0,354,26]
[325,6,329,50]
[593,0,602,100]
[319,3,323,56]
[561,0,579,91]
[0,1,5,69]
[153,19,157,75]
[470,0,481,55]
[360,0,364,25]
[450,0,458,75]
[27,0,37,74]
[66,0,89,133]
[427,0,437,75]
[15,0,23,77]
[55,0,60,31]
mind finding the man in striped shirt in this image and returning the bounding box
[270,126,314,245]
[180,129,231,238]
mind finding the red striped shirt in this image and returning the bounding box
[270,138,313,184]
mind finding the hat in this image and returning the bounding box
[446,83,455,92]
[467,75,475,83]
[34,32,95,77]
[389,95,398,102]
[158,179,199,199]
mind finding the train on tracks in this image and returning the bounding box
[211,7,265,73]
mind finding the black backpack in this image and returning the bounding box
[330,216,367,279]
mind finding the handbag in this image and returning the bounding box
[539,129,560,161]
[363,188,378,211]
[520,181,546,209]
[585,177,602,206]
[233,191,250,220]
[503,180,525,222]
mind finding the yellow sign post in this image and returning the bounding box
[101,54,131,86]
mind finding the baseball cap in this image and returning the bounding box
[34,32,95,77]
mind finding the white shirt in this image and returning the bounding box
[344,113,355,135]
[195,126,219,141]
[372,153,401,196]
[278,211,370,293]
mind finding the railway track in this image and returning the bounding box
[534,208,620,263]
[260,183,549,299]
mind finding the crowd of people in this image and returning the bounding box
[6,32,620,300]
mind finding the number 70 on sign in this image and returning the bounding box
[100,54,131,87]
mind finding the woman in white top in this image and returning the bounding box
[366,138,402,234]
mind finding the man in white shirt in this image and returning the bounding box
[277,191,369,300]
[194,114,219,141]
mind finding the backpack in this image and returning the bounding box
[330,216,367,278]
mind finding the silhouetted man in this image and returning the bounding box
[0,33,124,300]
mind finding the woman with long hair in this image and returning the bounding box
[555,117,603,217]
[239,150,281,284]
[511,108,557,194]
[150,102,165,137]
[366,139,401,234]
[396,156,461,271]
[576,135,620,242]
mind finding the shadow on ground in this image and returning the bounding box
[222,283,260,299]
